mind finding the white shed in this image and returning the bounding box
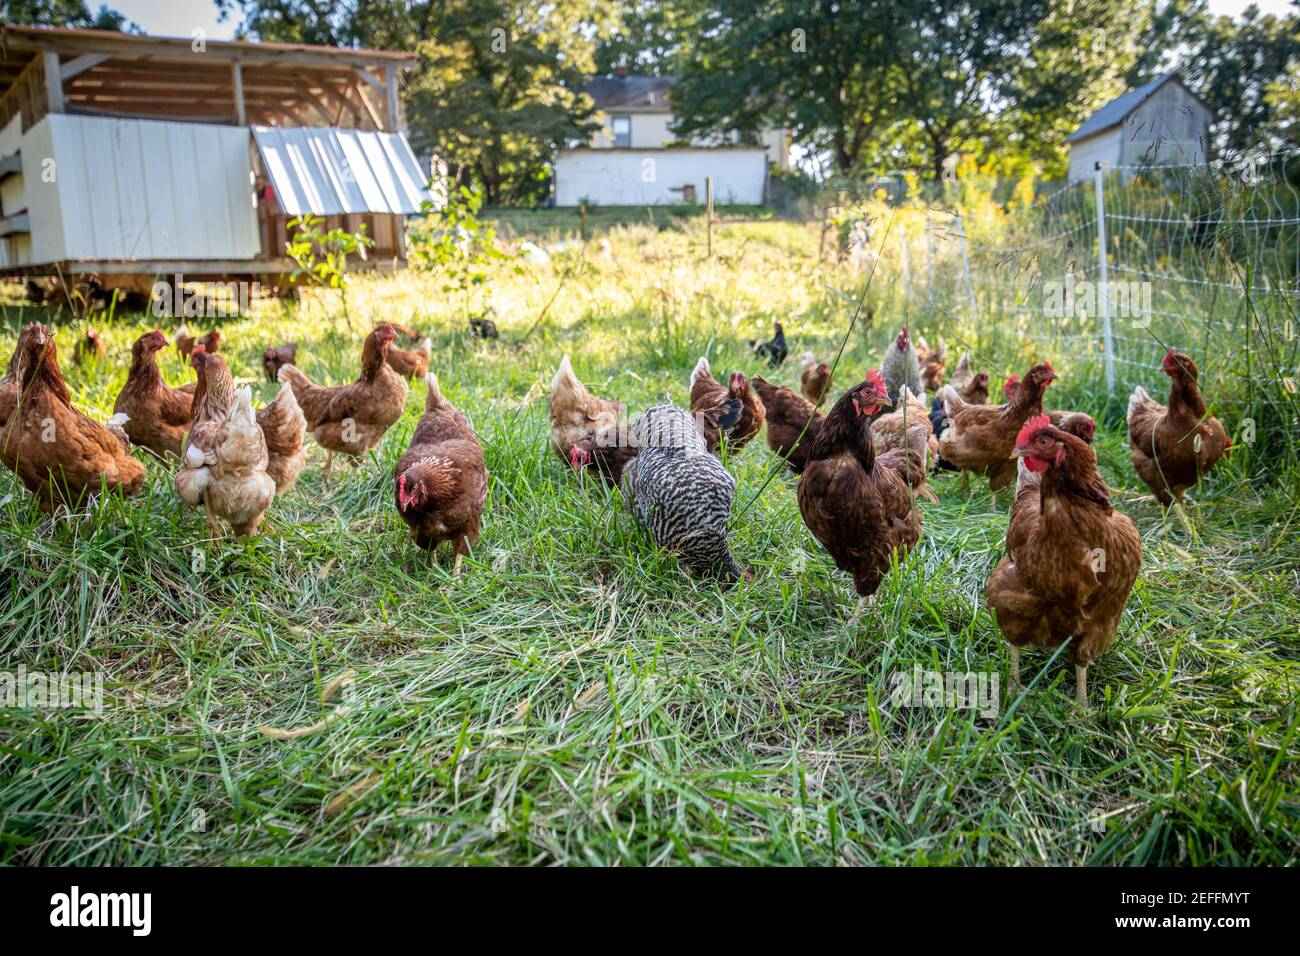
[554,147,768,207]
[0,25,436,294]
[1066,74,1217,182]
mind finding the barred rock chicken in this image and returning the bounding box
[387,336,432,380]
[798,371,921,599]
[278,324,409,478]
[549,355,624,464]
[569,425,639,487]
[394,373,488,570]
[800,353,834,406]
[938,362,1057,490]
[750,322,788,368]
[752,376,824,474]
[689,357,764,455]
[987,415,1142,707]
[262,343,297,383]
[919,338,947,392]
[73,326,107,365]
[0,324,145,513]
[620,403,747,582]
[1127,350,1229,507]
[113,330,196,459]
[880,325,923,411]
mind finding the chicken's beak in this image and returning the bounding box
[1010,446,1029,459]
[875,394,893,409]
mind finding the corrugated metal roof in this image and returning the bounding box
[1068,75,1191,143]
[252,126,435,216]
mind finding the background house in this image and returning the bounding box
[0,25,438,296]
[553,70,788,207]
[1066,74,1217,181]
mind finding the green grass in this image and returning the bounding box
[0,217,1296,865]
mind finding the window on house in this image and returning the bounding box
[611,116,631,148]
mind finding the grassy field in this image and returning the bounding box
[0,215,1296,865]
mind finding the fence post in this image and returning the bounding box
[706,176,714,259]
[1094,161,1115,395]
[925,217,934,309]
[956,213,977,322]
[900,231,911,302]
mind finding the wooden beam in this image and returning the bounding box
[354,66,385,97]
[347,79,382,130]
[384,64,400,132]
[292,87,337,126]
[60,53,110,82]
[231,61,246,125]
[41,49,64,113]
[302,74,363,126]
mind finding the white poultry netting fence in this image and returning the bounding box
[883,156,1300,448]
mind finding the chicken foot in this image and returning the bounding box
[1075,664,1089,709]
[1008,645,1021,690]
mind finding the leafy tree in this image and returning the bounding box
[671,0,906,175]
[3,0,127,29]
[594,1,690,75]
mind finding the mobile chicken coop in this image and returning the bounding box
[0,25,438,298]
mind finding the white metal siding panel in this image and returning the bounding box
[40,114,258,262]
[1120,83,1209,166]
[1067,130,1120,183]
[555,149,767,206]
[252,126,435,216]
[22,119,65,264]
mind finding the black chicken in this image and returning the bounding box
[750,321,787,368]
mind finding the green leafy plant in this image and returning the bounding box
[408,185,520,318]
[285,215,374,332]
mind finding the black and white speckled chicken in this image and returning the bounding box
[880,324,923,411]
[620,403,748,582]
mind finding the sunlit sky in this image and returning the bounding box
[108,0,1299,43]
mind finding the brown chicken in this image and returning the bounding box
[920,338,947,392]
[798,371,921,600]
[689,356,765,454]
[962,371,991,405]
[569,425,639,487]
[986,415,1142,707]
[549,354,624,464]
[387,336,432,380]
[175,326,220,361]
[0,324,145,513]
[73,326,107,365]
[751,375,824,474]
[871,385,939,502]
[262,343,297,383]
[394,372,489,571]
[800,353,834,406]
[1127,350,1230,507]
[1053,411,1096,444]
[947,353,976,396]
[1001,374,1019,403]
[0,337,25,430]
[277,324,409,477]
[113,330,197,458]
[176,352,274,538]
[938,362,1058,490]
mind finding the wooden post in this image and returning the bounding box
[231,61,247,126]
[384,65,400,132]
[706,176,714,259]
[41,50,64,114]
[579,201,587,241]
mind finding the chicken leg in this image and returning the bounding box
[1008,645,1021,691]
[1075,664,1089,709]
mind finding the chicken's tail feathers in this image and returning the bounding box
[276,362,312,389]
[424,371,444,407]
[1127,385,1151,424]
[417,337,432,356]
[690,355,712,389]
[934,339,947,363]
[940,384,965,418]
[259,380,306,433]
[551,354,586,396]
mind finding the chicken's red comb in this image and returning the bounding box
[1005,373,1019,384]
[192,344,206,356]
[1015,413,1053,447]
[863,368,886,390]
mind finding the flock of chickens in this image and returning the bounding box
[0,313,1231,706]
[551,322,1231,706]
